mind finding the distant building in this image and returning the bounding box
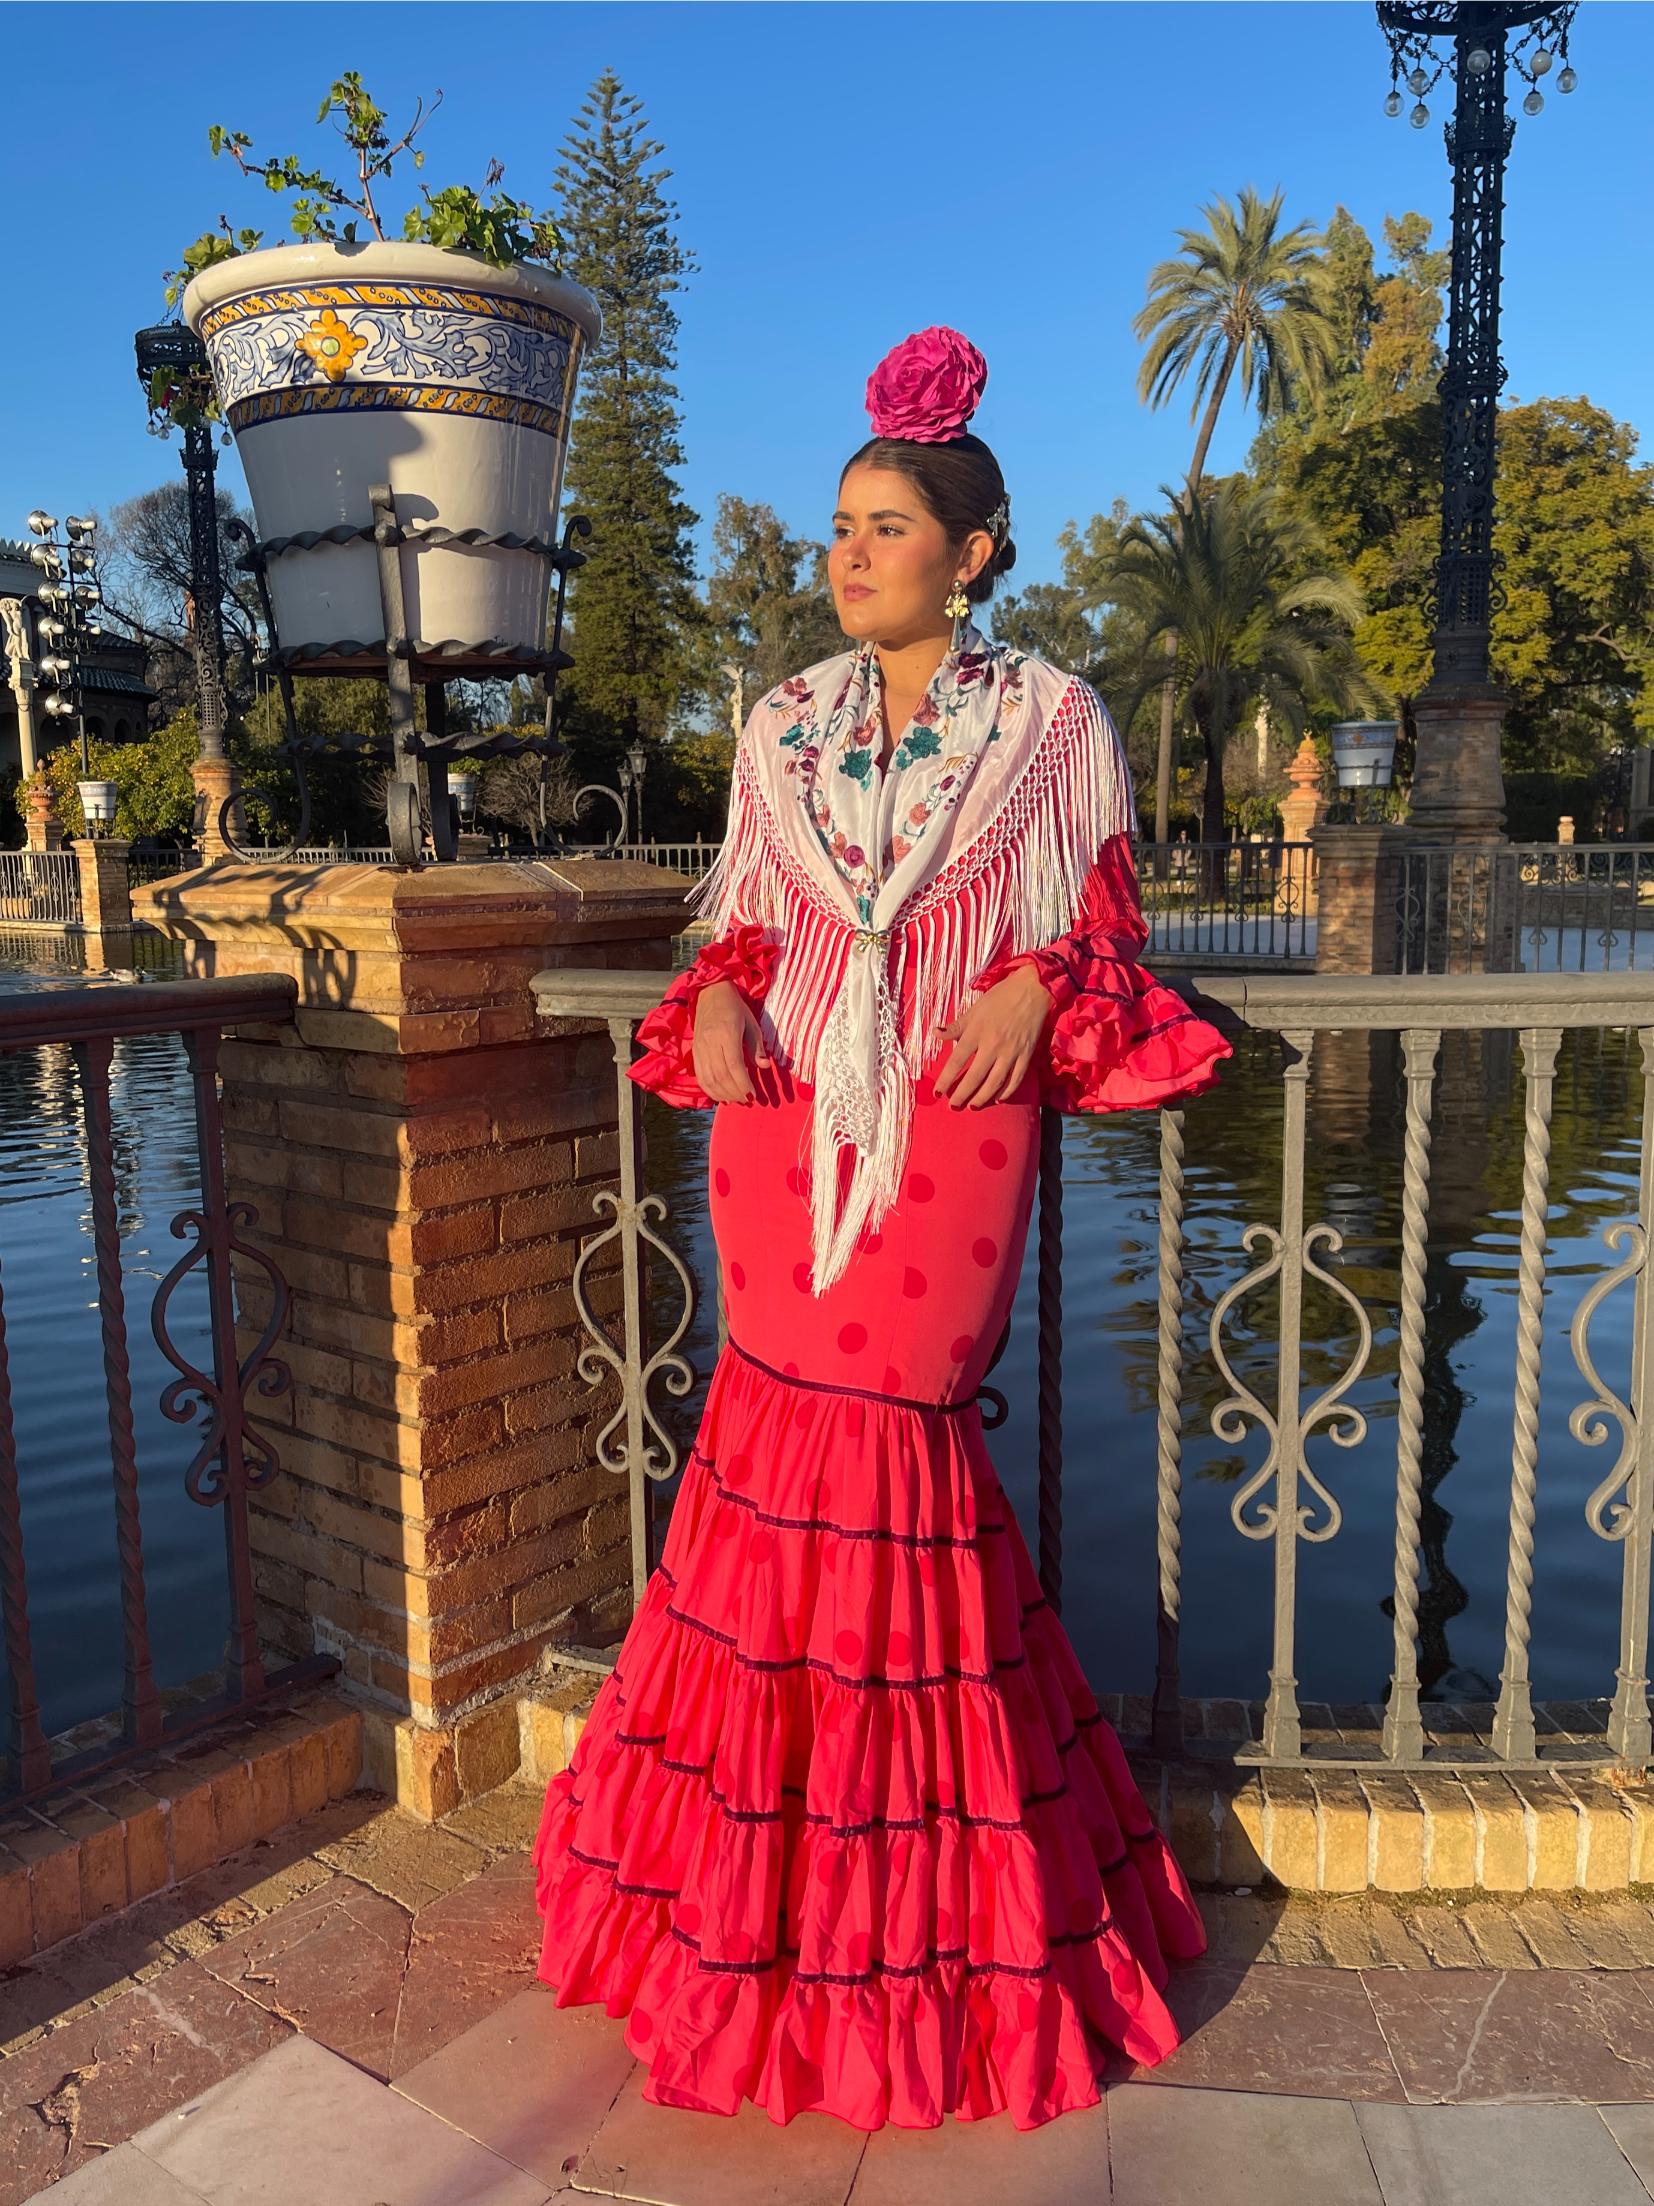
[1,537,158,790]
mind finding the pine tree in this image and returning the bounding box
[552,71,702,819]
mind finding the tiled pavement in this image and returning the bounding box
[14,1787,1654,2204]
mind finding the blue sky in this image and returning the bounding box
[2,1,1648,595]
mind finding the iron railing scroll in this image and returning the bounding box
[0,974,333,1808]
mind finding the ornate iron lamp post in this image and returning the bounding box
[25,510,118,828]
[1374,1,1579,838]
[132,324,229,762]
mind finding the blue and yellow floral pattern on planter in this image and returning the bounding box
[197,280,580,439]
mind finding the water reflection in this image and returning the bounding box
[0,931,235,1742]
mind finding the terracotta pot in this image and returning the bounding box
[183,241,601,664]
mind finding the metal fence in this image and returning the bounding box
[1133,838,1315,965]
[0,974,333,1807]
[0,850,80,928]
[1398,842,1654,975]
[128,848,202,887]
[539,964,1654,1775]
[560,840,718,877]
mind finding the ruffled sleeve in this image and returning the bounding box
[972,833,1233,1113]
[627,922,779,1109]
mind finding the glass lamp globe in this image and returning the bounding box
[1407,66,1428,92]
[1410,101,1430,127]
[1531,46,1553,75]
[1523,88,1544,113]
[1559,64,1578,91]
[1466,45,1493,74]
[1384,88,1402,116]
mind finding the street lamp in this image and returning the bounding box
[1374,2,1579,837]
[623,738,648,845]
[26,508,112,826]
[133,321,229,764]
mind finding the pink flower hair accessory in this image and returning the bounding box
[865,326,988,444]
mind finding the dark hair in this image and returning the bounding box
[839,432,1016,605]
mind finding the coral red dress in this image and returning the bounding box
[531,828,1232,2130]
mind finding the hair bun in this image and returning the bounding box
[865,327,988,444]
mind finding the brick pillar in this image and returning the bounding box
[74,837,134,935]
[1408,686,1508,839]
[24,771,63,853]
[134,858,692,1817]
[1310,823,1402,975]
[192,756,248,861]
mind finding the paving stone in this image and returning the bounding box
[1460,1901,1541,1969]
[1401,1902,1483,1969]
[849,2094,1108,2205]
[131,2032,550,2205]
[1313,1905,1390,1970]
[195,1875,410,2080]
[1105,1957,1404,2102]
[0,1961,288,2206]
[1366,1908,1434,1970]
[1107,2083,1383,2204]
[1599,2102,1654,2194]
[395,1986,636,2184]
[313,1804,487,1910]
[1356,2101,1652,2205]
[390,1854,545,2077]
[18,2141,211,2204]
[572,2063,866,2206]
[1561,1898,1654,1970]
[1507,1897,1594,1968]
[1365,1967,1654,2103]
[440,1782,546,1857]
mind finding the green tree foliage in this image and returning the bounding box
[1492,398,1654,772]
[35,713,202,841]
[1104,482,1377,838]
[655,493,844,838]
[239,676,393,846]
[696,493,844,707]
[1134,185,1336,491]
[552,71,703,822]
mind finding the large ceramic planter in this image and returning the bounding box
[183,242,601,665]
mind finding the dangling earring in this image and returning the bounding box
[943,579,970,622]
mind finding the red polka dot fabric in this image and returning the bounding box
[532,1075,1207,2130]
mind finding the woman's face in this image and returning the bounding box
[829,463,988,649]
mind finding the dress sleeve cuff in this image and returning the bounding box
[627,922,779,1109]
[1041,947,1233,1113]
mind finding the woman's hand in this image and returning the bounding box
[692,978,770,1103]
[933,963,1052,1109]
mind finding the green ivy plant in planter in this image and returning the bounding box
[161,73,602,665]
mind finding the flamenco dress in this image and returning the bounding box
[531,830,1233,2130]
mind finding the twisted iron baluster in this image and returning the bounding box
[1384,1026,1441,1762]
[1036,1108,1064,1613]
[75,1035,162,1749]
[1493,1025,1562,1760]
[1151,1107,1188,1756]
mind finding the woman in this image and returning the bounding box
[533,327,1233,2132]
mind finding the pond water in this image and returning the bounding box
[1,929,1644,1743]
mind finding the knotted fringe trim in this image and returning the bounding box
[695,680,1134,1292]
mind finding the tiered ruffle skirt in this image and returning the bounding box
[532,1342,1205,2130]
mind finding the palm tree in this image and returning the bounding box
[1131,186,1337,842]
[1107,481,1377,845]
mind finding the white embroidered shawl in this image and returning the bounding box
[691,618,1135,1292]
